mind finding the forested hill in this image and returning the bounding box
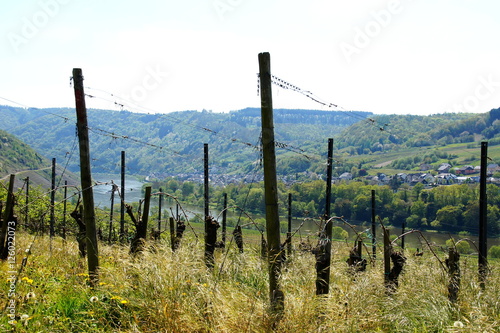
[0,106,371,178]
[0,129,46,176]
[2,105,500,180]
[335,109,500,155]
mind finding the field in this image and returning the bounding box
[2,232,500,332]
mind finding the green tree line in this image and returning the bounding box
[150,178,500,236]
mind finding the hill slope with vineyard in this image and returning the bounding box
[1,105,500,182]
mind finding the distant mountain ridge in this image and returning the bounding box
[1,105,500,182]
[0,106,371,178]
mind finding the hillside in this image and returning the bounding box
[2,105,500,182]
[0,129,47,180]
[0,129,79,188]
[0,106,371,179]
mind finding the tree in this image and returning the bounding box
[436,205,463,231]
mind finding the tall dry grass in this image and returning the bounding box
[1,232,500,332]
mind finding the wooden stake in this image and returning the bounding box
[120,150,126,243]
[316,138,334,295]
[222,193,227,248]
[73,68,99,286]
[50,157,56,238]
[258,52,283,313]
[287,192,292,256]
[158,187,163,232]
[62,180,67,240]
[446,247,460,302]
[108,184,117,244]
[383,227,391,286]
[371,190,376,260]
[479,141,488,289]
[25,177,30,232]
[169,217,175,251]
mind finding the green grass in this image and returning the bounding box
[2,232,500,332]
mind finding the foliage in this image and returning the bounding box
[488,245,500,259]
[2,232,500,332]
[445,238,472,254]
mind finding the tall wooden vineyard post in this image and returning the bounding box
[371,190,376,260]
[258,52,284,314]
[120,150,126,243]
[72,68,99,286]
[50,157,56,238]
[316,138,334,295]
[478,141,488,288]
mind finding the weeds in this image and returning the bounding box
[1,232,499,332]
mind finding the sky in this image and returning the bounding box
[1,0,500,116]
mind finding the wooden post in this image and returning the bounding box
[62,180,67,240]
[25,177,30,231]
[0,174,16,260]
[120,150,126,243]
[50,157,56,238]
[446,247,460,302]
[73,68,99,286]
[158,187,163,233]
[316,138,334,295]
[222,193,227,248]
[258,52,283,313]
[204,143,217,268]
[478,141,488,289]
[141,186,152,237]
[108,184,117,244]
[371,190,376,259]
[287,192,292,256]
[383,228,391,286]
[169,217,175,251]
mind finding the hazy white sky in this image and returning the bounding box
[1,0,500,115]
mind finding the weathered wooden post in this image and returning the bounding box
[383,228,391,287]
[158,187,163,233]
[120,150,126,243]
[25,177,30,232]
[446,247,460,302]
[50,157,56,238]
[222,193,227,248]
[479,141,488,289]
[62,180,67,240]
[287,193,292,256]
[73,68,99,286]
[108,184,117,244]
[169,217,175,251]
[204,143,218,268]
[371,190,376,260]
[0,174,16,260]
[258,52,283,313]
[316,138,334,295]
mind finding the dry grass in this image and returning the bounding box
[1,232,500,332]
